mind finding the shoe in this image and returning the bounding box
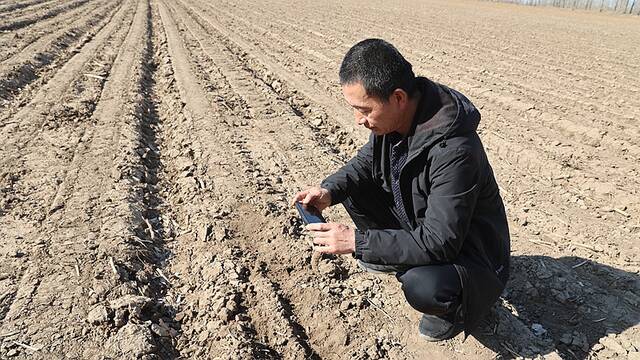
[418,313,464,341]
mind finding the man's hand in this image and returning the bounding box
[306,223,355,255]
[291,187,332,211]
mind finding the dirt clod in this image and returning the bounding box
[105,323,157,357]
[86,304,112,325]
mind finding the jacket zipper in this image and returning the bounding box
[395,144,430,229]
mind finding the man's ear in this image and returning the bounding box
[391,89,408,107]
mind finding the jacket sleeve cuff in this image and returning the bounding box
[319,182,344,206]
[352,230,368,259]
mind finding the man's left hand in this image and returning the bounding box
[306,223,355,255]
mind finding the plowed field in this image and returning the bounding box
[0,0,638,359]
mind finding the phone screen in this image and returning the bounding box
[295,202,326,224]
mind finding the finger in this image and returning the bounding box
[302,188,321,205]
[302,190,318,205]
[291,191,308,206]
[310,231,331,240]
[313,245,332,253]
[312,237,328,245]
[306,223,331,231]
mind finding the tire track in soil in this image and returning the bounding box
[0,0,178,358]
[0,0,118,113]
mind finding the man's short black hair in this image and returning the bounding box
[339,39,416,101]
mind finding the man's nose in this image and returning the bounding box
[354,111,366,125]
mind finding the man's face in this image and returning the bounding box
[342,82,403,135]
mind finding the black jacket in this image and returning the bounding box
[321,77,510,333]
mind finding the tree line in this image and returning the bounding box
[483,0,639,14]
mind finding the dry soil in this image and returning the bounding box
[0,0,639,359]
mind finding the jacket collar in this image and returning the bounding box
[400,77,481,160]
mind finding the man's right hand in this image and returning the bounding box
[291,187,332,211]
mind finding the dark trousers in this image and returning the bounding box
[343,185,463,319]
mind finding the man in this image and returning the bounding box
[292,39,510,341]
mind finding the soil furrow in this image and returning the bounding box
[0,1,136,348]
[155,1,309,357]
[233,0,640,115]
[255,0,640,89]
[157,1,373,357]
[0,0,89,32]
[192,0,640,176]
[183,0,364,141]
[0,0,119,116]
[0,0,105,63]
[213,0,640,175]
[0,0,106,64]
[195,0,635,222]
[0,0,177,357]
[171,0,350,163]
[0,0,135,221]
[0,0,55,16]
[217,0,640,146]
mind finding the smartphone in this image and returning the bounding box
[295,202,326,224]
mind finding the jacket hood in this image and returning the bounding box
[405,77,481,157]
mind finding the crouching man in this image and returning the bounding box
[292,39,510,340]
